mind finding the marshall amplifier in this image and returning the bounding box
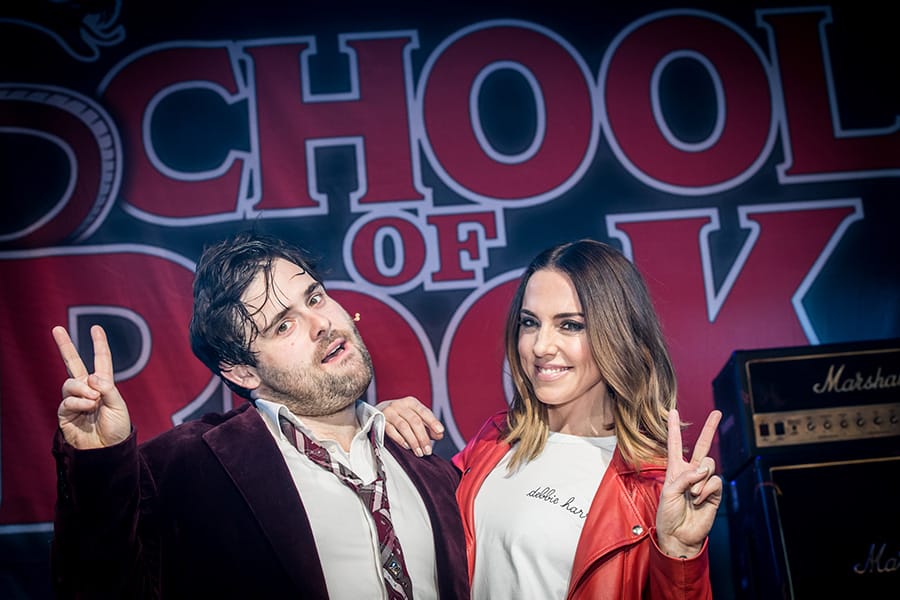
[715,339,900,599]
[713,338,900,480]
[727,455,900,599]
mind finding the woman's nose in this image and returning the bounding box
[532,326,556,356]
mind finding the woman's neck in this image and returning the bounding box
[547,389,614,437]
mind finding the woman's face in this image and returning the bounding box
[516,269,607,415]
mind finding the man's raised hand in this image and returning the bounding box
[53,324,131,449]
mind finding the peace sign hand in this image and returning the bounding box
[655,408,723,559]
[53,325,131,450]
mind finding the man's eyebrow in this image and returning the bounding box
[258,281,322,336]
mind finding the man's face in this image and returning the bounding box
[240,258,373,416]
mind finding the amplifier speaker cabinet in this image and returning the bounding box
[713,338,900,480]
[726,455,900,599]
[714,338,900,599]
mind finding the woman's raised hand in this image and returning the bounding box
[655,408,723,559]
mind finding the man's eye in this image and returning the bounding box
[276,321,291,334]
[308,292,324,307]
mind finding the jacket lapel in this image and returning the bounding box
[202,404,328,597]
[454,415,511,583]
[568,449,663,592]
[385,439,469,599]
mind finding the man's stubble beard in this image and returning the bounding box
[256,328,375,417]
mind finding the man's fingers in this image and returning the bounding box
[411,402,444,439]
[387,420,429,456]
[59,395,102,415]
[52,325,116,382]
[690,410,722,464]
[61,377,100,402]
[377,396,445,456]
[90,325,115,379]
[52,326,88,379]
[398,418,432,456]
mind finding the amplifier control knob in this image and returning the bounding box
[856,417,866,427]
[806,421,816,432]
[840,419,849,428]
[873,416,883,426]
[823,420,832,430]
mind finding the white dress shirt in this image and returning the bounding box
[256,399,438,599]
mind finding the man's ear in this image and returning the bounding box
[220,363,261,391]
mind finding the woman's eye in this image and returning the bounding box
[519,316,538,329]
[561,320,585,332]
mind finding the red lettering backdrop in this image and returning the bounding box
[1,1,897,597]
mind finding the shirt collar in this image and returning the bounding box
[255,398,386,447]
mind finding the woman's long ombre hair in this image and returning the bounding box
[503,239,677,470]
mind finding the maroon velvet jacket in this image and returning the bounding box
[51,402,469,599]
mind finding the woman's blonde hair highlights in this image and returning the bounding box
[503,239,677,471]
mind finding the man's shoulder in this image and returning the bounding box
[139,402,259,457]
[384,438,459,483]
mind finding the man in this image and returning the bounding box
[50,231,469,599]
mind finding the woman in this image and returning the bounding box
[381,239,721,599]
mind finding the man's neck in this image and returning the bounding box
[298,403,360,452]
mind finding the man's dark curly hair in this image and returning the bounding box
[189,231,321,400]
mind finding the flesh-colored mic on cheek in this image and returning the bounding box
[353,312,361,322]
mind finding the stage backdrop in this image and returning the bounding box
[1,0,898,596]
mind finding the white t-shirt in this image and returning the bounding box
[255,399,437,600]
[471,432,617,599]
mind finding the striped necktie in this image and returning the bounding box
[279,416,414,600]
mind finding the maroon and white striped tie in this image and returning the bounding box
[280,417,414,599]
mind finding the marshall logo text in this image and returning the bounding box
[812,364,900,395]
[852,543,900,575]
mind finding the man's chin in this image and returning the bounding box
[286,397,356,418]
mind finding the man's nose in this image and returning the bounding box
[307,311,331,340]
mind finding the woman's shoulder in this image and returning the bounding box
[613,450,668,493]
[475,410,508,441]
[451,410,509,470]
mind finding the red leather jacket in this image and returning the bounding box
[453,412,712,600]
